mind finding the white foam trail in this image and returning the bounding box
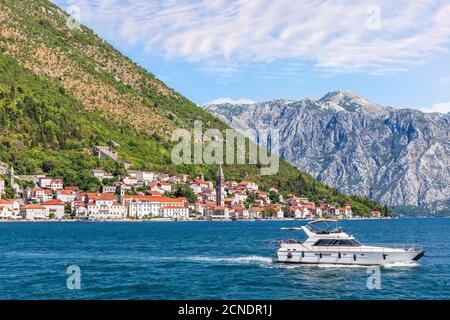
[183,255,274,265]
[160,255,419,269]
[383,261,418,268]
[316,263,369,269]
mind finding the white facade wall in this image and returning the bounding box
[29,190,54,203]
[56,193,76,203]
[38,178,52,188]
[127,200,185,218]
[0,200,20,217]
[158,207,189,219]
[44,205,65,219]
[21,207,48,220]
[137,171,154,183]
[50,181,63,190]
[85,200,127,220]
[159,184,172,192]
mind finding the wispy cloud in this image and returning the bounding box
[420,101,450,114]
[54,0,450,77]
[204,97,256,105]
[440,76,450,85]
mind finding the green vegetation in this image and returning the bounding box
[0,0,391,215]
[282,206,291,218]
[165,184,197,204]
[261,208,277,218]
[268,190,280,204]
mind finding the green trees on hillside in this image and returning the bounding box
[0,33,389,215]
[165,184,197,204]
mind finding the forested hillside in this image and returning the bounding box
[0,0,388,214]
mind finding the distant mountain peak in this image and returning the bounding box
[204,93,450,215]
[319,90,358,101]
[318,90,383,112]
[205,91,387,113]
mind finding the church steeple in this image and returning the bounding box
[216,164,225,206]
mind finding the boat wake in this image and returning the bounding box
[315,263,370,269]
[383,261,419,268]
[179,255,274,266]
[158,255,419,269]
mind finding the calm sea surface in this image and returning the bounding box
[0,218,449,299]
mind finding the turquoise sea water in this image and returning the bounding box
[0,218,449,299]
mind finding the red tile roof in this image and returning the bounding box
[0,199,18,204]
[80,193,116,201]
[42,199,64,205]
[31,188,53,195]
[57,190,74,195]
[64,186,80,191]
[22,204,45,209]
[146,190,162,195]
[96,193,116,200]
[123,195,183,203]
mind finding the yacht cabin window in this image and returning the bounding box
[313,239,360,247]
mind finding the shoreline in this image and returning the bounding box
[0,217,401,223]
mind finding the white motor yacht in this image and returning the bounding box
[276,219,424,265]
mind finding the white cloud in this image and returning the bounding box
[420,102,450,114]
[53,0,450,76]
[204,97,256,105]
[440,76,450,85]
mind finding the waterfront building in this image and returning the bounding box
[249,206,264,219]
[231,205,249,219]
[158,206,189,220]
[0,199,21,219]
[20,204,48,220]
[123,195,185,219]
[335,205,353,218]
[205,205,230,219]
[371,211,382,218]
[75,193,126,220]
[24,187,53,203]
[42,199,65,219]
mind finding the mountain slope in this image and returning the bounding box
[0,0,386,214]
[204,91,450,215]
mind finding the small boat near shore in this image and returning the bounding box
[276,219,424,265]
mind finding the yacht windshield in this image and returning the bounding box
[313,239,361,247]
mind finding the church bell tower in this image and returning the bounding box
[216,164,225,206]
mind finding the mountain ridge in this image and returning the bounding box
[204,92,450,215]
[0,0,387,214]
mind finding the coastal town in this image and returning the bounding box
[0,155,383,222]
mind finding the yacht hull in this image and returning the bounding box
[276,249,424,265]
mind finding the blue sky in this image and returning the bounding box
[53,0,450,112]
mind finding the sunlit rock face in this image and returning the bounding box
[204,91,450,214]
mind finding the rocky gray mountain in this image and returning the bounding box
[204,91,450,215]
